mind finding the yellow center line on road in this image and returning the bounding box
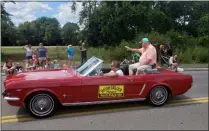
[169,99,208,106]
[1,97,208,124]
[0,117,36,124]
[170,97,208,103]
[1,114,28,120]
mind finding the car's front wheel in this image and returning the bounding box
[26,93,58,118]
[147,86,169,106]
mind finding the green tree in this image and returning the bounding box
[1,1,16,46]
[16,17,62,46]
[16,22,31,45]
[61,22,80,45]
[197,14,209,36]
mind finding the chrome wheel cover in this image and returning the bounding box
[150,87,168,105]
[30,94,54,117]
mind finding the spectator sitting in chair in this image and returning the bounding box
[169,55,178,72]
[52,60,60,69]
[100,60,124,77]
[44,58,51,69]
[63,61,68,69]
[25,58,36,71]
[15,63,23,73]
[3,59,16,75]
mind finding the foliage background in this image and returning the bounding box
[1,1,208,63]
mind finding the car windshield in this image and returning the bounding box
[76,56,103,76]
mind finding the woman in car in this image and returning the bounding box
[101,60,124,77]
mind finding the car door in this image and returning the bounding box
[80,75,145,102]
[58,77,82,103]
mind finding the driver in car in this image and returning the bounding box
[101,60,124,77]
[126,38,157,75]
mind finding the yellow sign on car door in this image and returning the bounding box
[98,85,124,98]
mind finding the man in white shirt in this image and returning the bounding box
[102,60,124,77]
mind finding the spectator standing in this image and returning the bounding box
[23,44,33,62]
[35,43,47,67]
[154,42,160,63]
[80,41,87,64]
[66,45,74,67]
[165,40,173,56]
[159,45,167,66]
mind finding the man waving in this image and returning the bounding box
[126,38,157,75]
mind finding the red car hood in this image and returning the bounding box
[4,69,77,87]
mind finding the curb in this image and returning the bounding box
[1,68,208,76]
[183,68,208,71]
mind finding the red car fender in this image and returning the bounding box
[23,88,62,104]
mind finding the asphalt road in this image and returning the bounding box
[1,71,208,130]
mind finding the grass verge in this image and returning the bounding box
[2,43,208,64]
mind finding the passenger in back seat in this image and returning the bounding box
[127,38,157,75]
[101,60,124,77]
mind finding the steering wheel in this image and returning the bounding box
[88,67,103,76]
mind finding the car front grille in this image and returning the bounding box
[2,91,7,97]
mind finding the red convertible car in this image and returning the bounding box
[2,56,193,118]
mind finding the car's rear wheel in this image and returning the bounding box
[147,86,169,106]
[26,93,58,118]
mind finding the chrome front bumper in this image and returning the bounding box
[3,97,20,101]
[2,91,20,101]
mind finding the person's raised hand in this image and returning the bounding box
[125,46,131,51]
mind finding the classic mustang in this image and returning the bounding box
[2,56,193,118]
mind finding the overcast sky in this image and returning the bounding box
[4,2,83,27]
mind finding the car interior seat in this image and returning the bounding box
[120,65,129,75]
[135,63,160,75]
[101,68,111,73]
